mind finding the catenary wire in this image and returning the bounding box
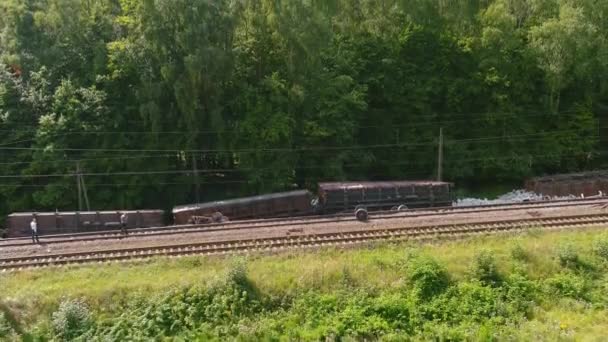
[0,149,601,179]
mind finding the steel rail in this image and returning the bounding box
[2,198,607,248]
[2,213,608,271]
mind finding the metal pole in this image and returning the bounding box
[437,127,443,182]
[192,154,200,203]
[76,161,82,211]
[80,172,91,211]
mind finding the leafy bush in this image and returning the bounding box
[0,311,15,339]
[592,236,608,261]
[372,293,409,330]
[226,257,248,286]
[503,273,538,315]
[51,299,93,341]
[471,250,501,285]
[556,244,579,268]
[405,255,450,299]
[544,273,587,299]
[94,261,258,340]
[278,290,395,340]
[510,244,529,262]
[441,282,503,323]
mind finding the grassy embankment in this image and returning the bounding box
[1,227,608,340]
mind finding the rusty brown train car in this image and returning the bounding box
[317,181,454,213]
[524,170,608,197]
[173,181,454,224]
[6,210,164,238]
[172,190,314,225]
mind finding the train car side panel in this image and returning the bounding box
[525,170,608,197]
[172,190,313,224]
[317,181,453,213]
[6,210,164,238]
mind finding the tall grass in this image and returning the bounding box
[1,228,608,340]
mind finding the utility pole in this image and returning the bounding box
[437,127,443,182]
[76,161,82,211]
[80,171,90,211]
[192,154,200,203]
[76,161,91,211]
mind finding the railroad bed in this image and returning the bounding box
[2,213,608,271]
[2,197,607,248]
[2,199,608,271]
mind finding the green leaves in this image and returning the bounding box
[404,255,450,299]
[528,3,601,112]
[0,0,606,216]
[51,299,93,341]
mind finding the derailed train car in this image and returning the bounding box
[525,170,608,197]
[172,190,314,225]
[6,210,164,238]
[3,180,455,237]
[173,180,454,224]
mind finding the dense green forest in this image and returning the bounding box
[1,0,607,215]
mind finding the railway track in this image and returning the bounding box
[2,213,608,271]
[2,197,607,248]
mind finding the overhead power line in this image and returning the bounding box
[0,149,600,179]
[0,106,586,131]
[0,130,599,154]
[0,154,178,166]
[0,107,589,147]
[0,180,253,188]
[0,111,568,134]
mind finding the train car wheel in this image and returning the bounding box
[355,207,368,221]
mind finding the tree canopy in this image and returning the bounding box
[1,0,606,217]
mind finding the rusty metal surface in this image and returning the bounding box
[172,190,311,213]
[527,171,608,183]
[318,181,453,191]
[525,170,608,197]
[6,210,164,238]
[172,190,313,224]
[318,180,454,212]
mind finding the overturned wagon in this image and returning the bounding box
[316,181,454,220]
[525,170,608,197]
[6,210,164,238]
[172,190,314,225]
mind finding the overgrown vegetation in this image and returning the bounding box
[51,299,93,341]
[1,0,608,217]
[0,312,15,339]
[2,229,608,340]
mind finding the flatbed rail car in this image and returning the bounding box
[6,210,164,238]
[525,170,608,197]
[172,190,314,225]
[316,181,453,215]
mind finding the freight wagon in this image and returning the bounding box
[6,210,164,238]
[3,180,455,238]
[525,170,608,197]
[316,181,454,220]
[173,180,454,224]
[172,190,314,225]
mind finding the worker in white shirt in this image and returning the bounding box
[31,217,40,244]
[120,212,128,236]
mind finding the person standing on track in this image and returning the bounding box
[31,217,40,244]
[120,212,128,236]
